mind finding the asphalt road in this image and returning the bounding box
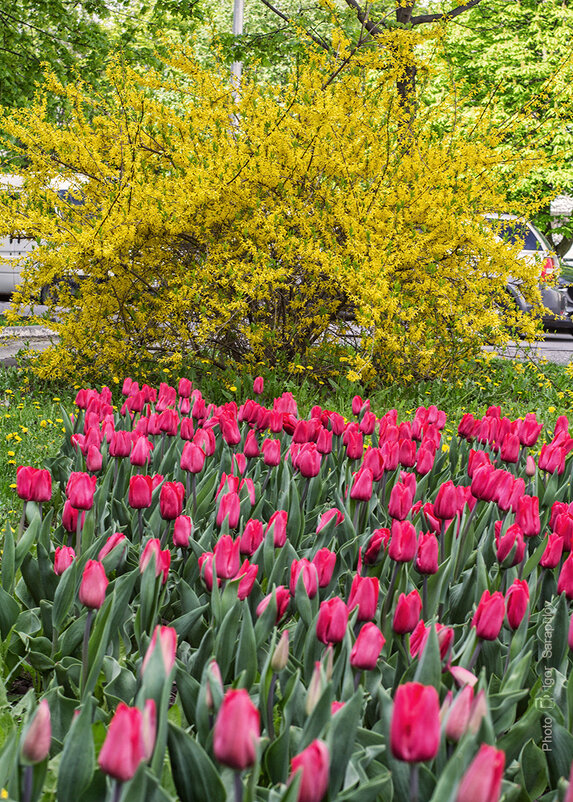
[2,298,573,366]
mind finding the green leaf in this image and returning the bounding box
[235,607,257,690]
[328,687,364,795]
[518,739,548,801]
[1,521,15,593]
[0,585,20,639]
[57,700,95,802]
[413,624,441,690]
[167,722,226,802]
[52,560,79,632]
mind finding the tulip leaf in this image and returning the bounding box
[215,602,242,682]
[1,521,15,593]
[328,688,364,795]
[545,722,573,789]
[336,766,393,802]
[413,624,441,690]
[518,739,548,801]
[167,722,226,802]
[170,603,208,641]
[498,702,542,763]
[235,607,257,690]
[299,684,333,751]
[57,700,95,802]
[0,585,19,639]
[14,516,40,573]
[264,726,291,784]
[428,733,478,802]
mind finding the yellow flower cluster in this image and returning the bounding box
[0,33,549,383]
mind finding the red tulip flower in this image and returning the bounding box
[388,520,417,563]
[558,553,573,600]
[494,522,525,567]
[66,472,97,510]
[173,515,193,547]
[216,491,241,529]
[128,474,154,509]
[54,545,75,575]
[350,623,385,670]
[16,466,52,502]
[415,533,439,574]
[390,682,440,762]
[505,579,529,630]
[392,590,422,634]
[540,533,564,568]
[98,702,155,782]
[256,585,291,622]
[213,535,241,579]
[266,510,288,547]
[388,482,413,521]
[180,441,206,473]
[262,439,281,466]
[316,597,348,645]
[159,481,185,520]
[472,590,505,640]
[290,558,319,598]
[312,548,336,587]
[350,467,374,501]
[141,625,177,676]
[240,518,265,556]
[289,739,330,802]
[21,699,51,764]
[364,528,390,564]
[253,376,264,395]
[347,574,379,621]
[213,689,260,770]
[434,480,458,520]
[515,495,540,537]
[79,560,108,609]
[455,744,505,802]
[139,539,171,584]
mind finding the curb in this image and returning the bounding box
[0,325,60,367]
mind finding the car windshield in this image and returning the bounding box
[497,223,543,251]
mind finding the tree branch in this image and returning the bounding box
[258,0,332,50]
[410,0,484,25]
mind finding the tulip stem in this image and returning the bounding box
[467,640,482,672]
[455,504,477,579]
[300,477,311,507]
[382,562,400,623]
[138,509,144,543]
[409,763,419,802]
[81,609,94,697]
[22,765,33,802]
[233,771,244,802]
[352,501,361,534]
[192,474,197,518]
[112,779,123,802]
[422,575,428,620]
[267,673,277,741]
[18,502,27,540]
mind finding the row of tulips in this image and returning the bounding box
[1,378,573,801]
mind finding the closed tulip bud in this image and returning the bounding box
[500,432,520,463]
[390,682,440,763]
[553,512,573,552]
[312,548,336,587]
[130,436,153,467]
[445,686,474,742]
[392,590,422,634]
[262,438,281,466]
[434,480,458,520]
[297,443,322,477]
[141,625,177,676]
[79,560,108,609]
[205,660,223,710]
[316,508,344,533]
[159,481,185,520]
[539,442,566,473]
[21,699,51,764]
[316,427,333,454]
[290,558,319,599]
[179,417,194,440]
[449,665,479,688]
[289,739,330,802]
[271,630,290,672]
[213,689,260,770]
[455,744,505,802]
[388,519,417,563]
[467,689,487,734]
[233,451,247,475]
[173,514,193,547]
[316,597,348,644]
[472,590,505,640]
[540,533,564,568]
[198,552,217,591]
[180,441,205,473]
[253,376,264,394]
[388,482,413,520]
[344,427,364,460]
[236,560,258,600]
[85,444,103,473]
[359,411,376,435]
[240,518,264,555]
[415,532,439,574]
[350,466,374,501]
[66,472,97,511]
[558,553,573,599]
[415,444,435,475]
[306,662,323,715]
[54,545,75,575]
[505,579,529,629]
[216,491,241,529]
[266,510,288,547]
[347,574,379,621]
[213,535,241,579]
[256,585,291,622]
[350,622,385,670]
[128,474,153,509]
[98,703,148,782]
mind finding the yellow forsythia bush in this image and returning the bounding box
[0,32,545,383]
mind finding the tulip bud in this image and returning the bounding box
[350,622,385,670]
[305,662,324,715]
[392,590,422,634]
[173,515,193,548]
[253,376,264,395]
[98,703,149,782]
[141,625,177,677]
[79,560,108,609]
[312,548,336,587]
[21,699,51,764]
[316,597,348,645]
[289,739,330,802]
[347,574,379,621]
[558,553,573,600]
[128,474,154,509]
[540,533,564,568]
[290,558,319,599]
[54,545,75,575]
[159,481,185,521]
[266,510,288,547]
[213,689,260,770]
[472,590,505,640]
[271,631,290,672]
[66,472,97,511]
[455,744,505,802]
[505,578,529,630]
[445,686,474,742]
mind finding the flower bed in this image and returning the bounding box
[2,378,573,802]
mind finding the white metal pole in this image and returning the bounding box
[231,0,244,102]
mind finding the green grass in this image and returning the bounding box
[2,351,573,528]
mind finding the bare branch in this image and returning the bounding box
[410,0,484,25]
[258,0,332,50]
